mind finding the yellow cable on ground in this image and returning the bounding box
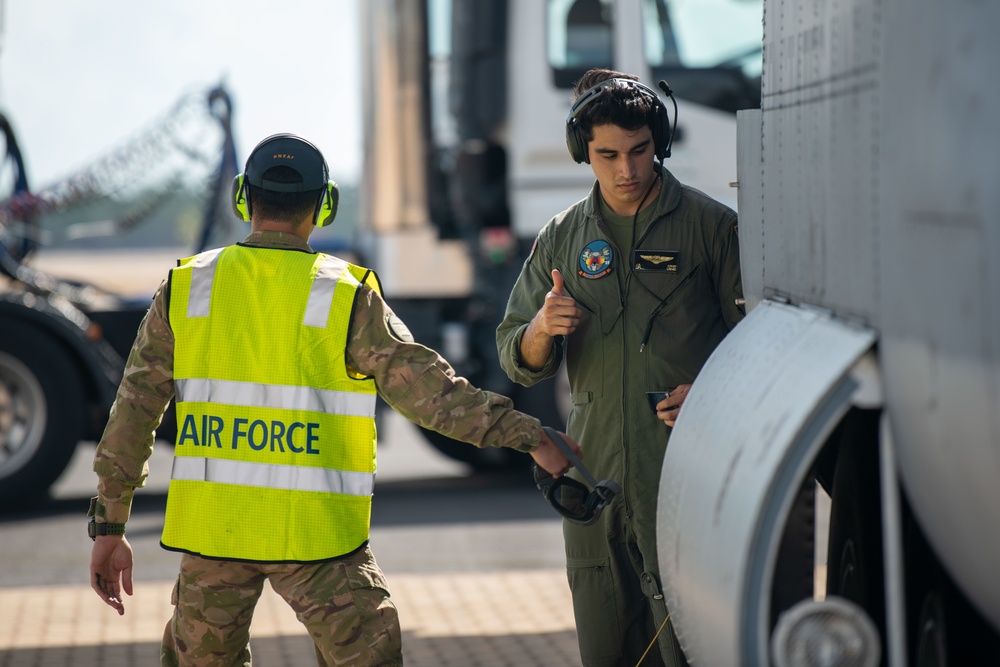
[635,613,671,666]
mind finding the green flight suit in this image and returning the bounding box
[497,167,744,667]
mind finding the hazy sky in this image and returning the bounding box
[0,0,362,187]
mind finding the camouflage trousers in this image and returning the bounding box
[160,546,401,666]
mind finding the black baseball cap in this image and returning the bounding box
[244,133,329,193]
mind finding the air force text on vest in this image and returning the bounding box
[178,414,322,454]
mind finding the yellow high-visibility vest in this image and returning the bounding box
[162,244,379,562]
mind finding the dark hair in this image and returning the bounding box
[571,68,659,144]
[248,166,323,224]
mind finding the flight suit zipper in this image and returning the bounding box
[596,175,661,525]
[594,212,635,523]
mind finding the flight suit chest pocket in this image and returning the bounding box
[637,262,701,313]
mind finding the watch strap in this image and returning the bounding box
[88,519,126,540]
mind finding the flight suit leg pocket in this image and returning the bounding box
[566,556,622,665]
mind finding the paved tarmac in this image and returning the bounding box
[0,570,578,666]
[0,413,581,666]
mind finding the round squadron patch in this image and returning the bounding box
[386,312,414,343]
[578,240,613,279]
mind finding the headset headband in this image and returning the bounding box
[567,78,661,121]
[231,133,340,227]
[565,78,676,163]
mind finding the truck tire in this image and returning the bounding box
[0,322,85,506]
[419,426,523,472]
[420,377,566,473]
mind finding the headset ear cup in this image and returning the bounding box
[231,175,250,221]
[314,180,340,227]
[565,121,590,164]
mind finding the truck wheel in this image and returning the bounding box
[512,376,566,432]
[0,323,85,505]
[419,426,523,472]
[419,377,566,473]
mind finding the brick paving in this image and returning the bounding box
[0,569,579,666]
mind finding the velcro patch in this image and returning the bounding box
[386,313,415,342]
[632,249,679,273]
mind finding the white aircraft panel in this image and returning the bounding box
[878,0,1000,630]
[658,300,875,665]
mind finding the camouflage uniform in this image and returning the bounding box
[94,230,543,666]
[161,546,399,667]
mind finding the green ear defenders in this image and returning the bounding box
[231,173,250,221]
[230,133,340,227]
[565,78,675,164]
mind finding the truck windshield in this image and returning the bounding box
[548,0,762,113]
[645,0,762,112]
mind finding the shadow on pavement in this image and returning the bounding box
[0,471,557,528]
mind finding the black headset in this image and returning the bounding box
[565,78,677,164]
[231,133,340,227]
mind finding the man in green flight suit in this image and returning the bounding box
[497,68,745,666]
[88,133,580,667]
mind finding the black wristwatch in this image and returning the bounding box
[88,518,126,540]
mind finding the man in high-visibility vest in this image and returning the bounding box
[88,133,579,666]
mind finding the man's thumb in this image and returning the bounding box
[551,269,565,296]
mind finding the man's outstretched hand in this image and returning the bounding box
[531,428,583,477]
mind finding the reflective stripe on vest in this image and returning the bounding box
[163,245,379,563]
[171,457,375,496]
[185,247,225,318]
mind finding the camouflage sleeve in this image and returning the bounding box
[346,284,542,452]
[92,280,176,524]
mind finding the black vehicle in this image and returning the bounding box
[0,86,242,506]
